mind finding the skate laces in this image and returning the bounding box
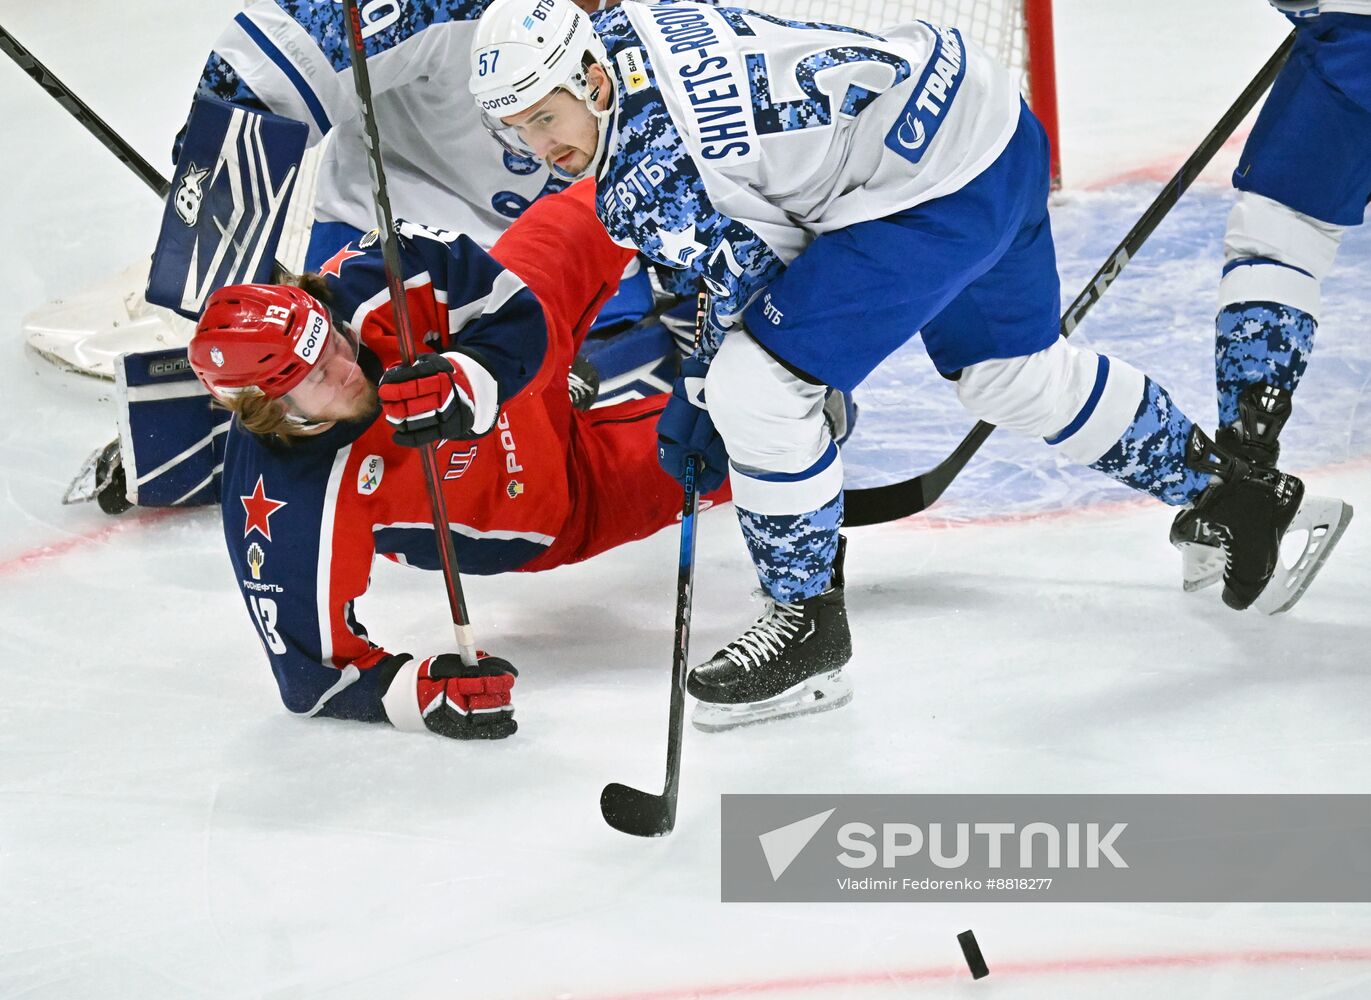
[722,600,806,671]
[567,370,594,405]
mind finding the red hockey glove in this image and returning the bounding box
[378,350,498,447]
[379,652,517,740]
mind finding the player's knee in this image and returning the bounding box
[1221,191,1345,319]
[706,333,829,475]
[957,339,1145,464]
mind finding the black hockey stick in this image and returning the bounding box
[842,30,1297,527]
[341,0,480,665]
[601,455,700,837]
[0,21,171,199]
[602,291,711,837]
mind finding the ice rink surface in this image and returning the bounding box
[1,2,1369,997]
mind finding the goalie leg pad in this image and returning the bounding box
[578,319,677,407]
[147,98,308,319]
[115,348,227,508]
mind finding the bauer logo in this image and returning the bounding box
[357,455,384,495]
[720,794,1371,903]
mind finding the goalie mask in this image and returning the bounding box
[189,284,363,425]
[469,0,616,180]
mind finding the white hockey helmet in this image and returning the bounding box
[470,0,615,179]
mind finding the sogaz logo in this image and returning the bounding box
[293,310,330,365]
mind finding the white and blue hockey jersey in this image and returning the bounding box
[590,2,1021,353]
[188,0,567,247]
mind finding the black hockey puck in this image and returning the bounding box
[957,929,989,980]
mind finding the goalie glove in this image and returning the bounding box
[378,653,518,740]
[378,350,499,447]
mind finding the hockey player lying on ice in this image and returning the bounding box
[187,182,728,741]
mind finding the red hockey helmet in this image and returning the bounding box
[189,284,338,400]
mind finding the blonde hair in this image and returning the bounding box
[220,390,304,440]
[216,271,336,443]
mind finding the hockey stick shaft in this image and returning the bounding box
[0,21,171,199]
[842,30,1297,527]
[663,455,699,812]
[341,0,478,665]
[599,454,699,837]
[601,294,709,837]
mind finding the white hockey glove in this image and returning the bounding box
[1266,0,1321,17]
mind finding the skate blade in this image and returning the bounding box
[1251,496,1353,616]
[62,439,118,505]
[1175,540,1225,594]
[691,669,853,733]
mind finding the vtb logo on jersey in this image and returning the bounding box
[174,164,210,226]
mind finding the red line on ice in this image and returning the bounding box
[572,946,1371,1000]
[1081,130,1251,191]
[0,507,180,577]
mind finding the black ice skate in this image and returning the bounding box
[689,538,853,732]
[1177,425,1306,611]
[567,353,600,411]
[63,438,132,515]
[1171,385,1352,613]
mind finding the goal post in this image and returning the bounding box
[1024,0,1061,186]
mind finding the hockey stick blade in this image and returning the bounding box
[844,421,994,526]
[842,31,1296,527]
[600,781,676,837]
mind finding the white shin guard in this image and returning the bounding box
[955,338,1146,465]
[1221,191,1345,319]
[706,332,842,515]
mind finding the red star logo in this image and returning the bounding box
[318,242,365,278]
[240,475,288,542]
